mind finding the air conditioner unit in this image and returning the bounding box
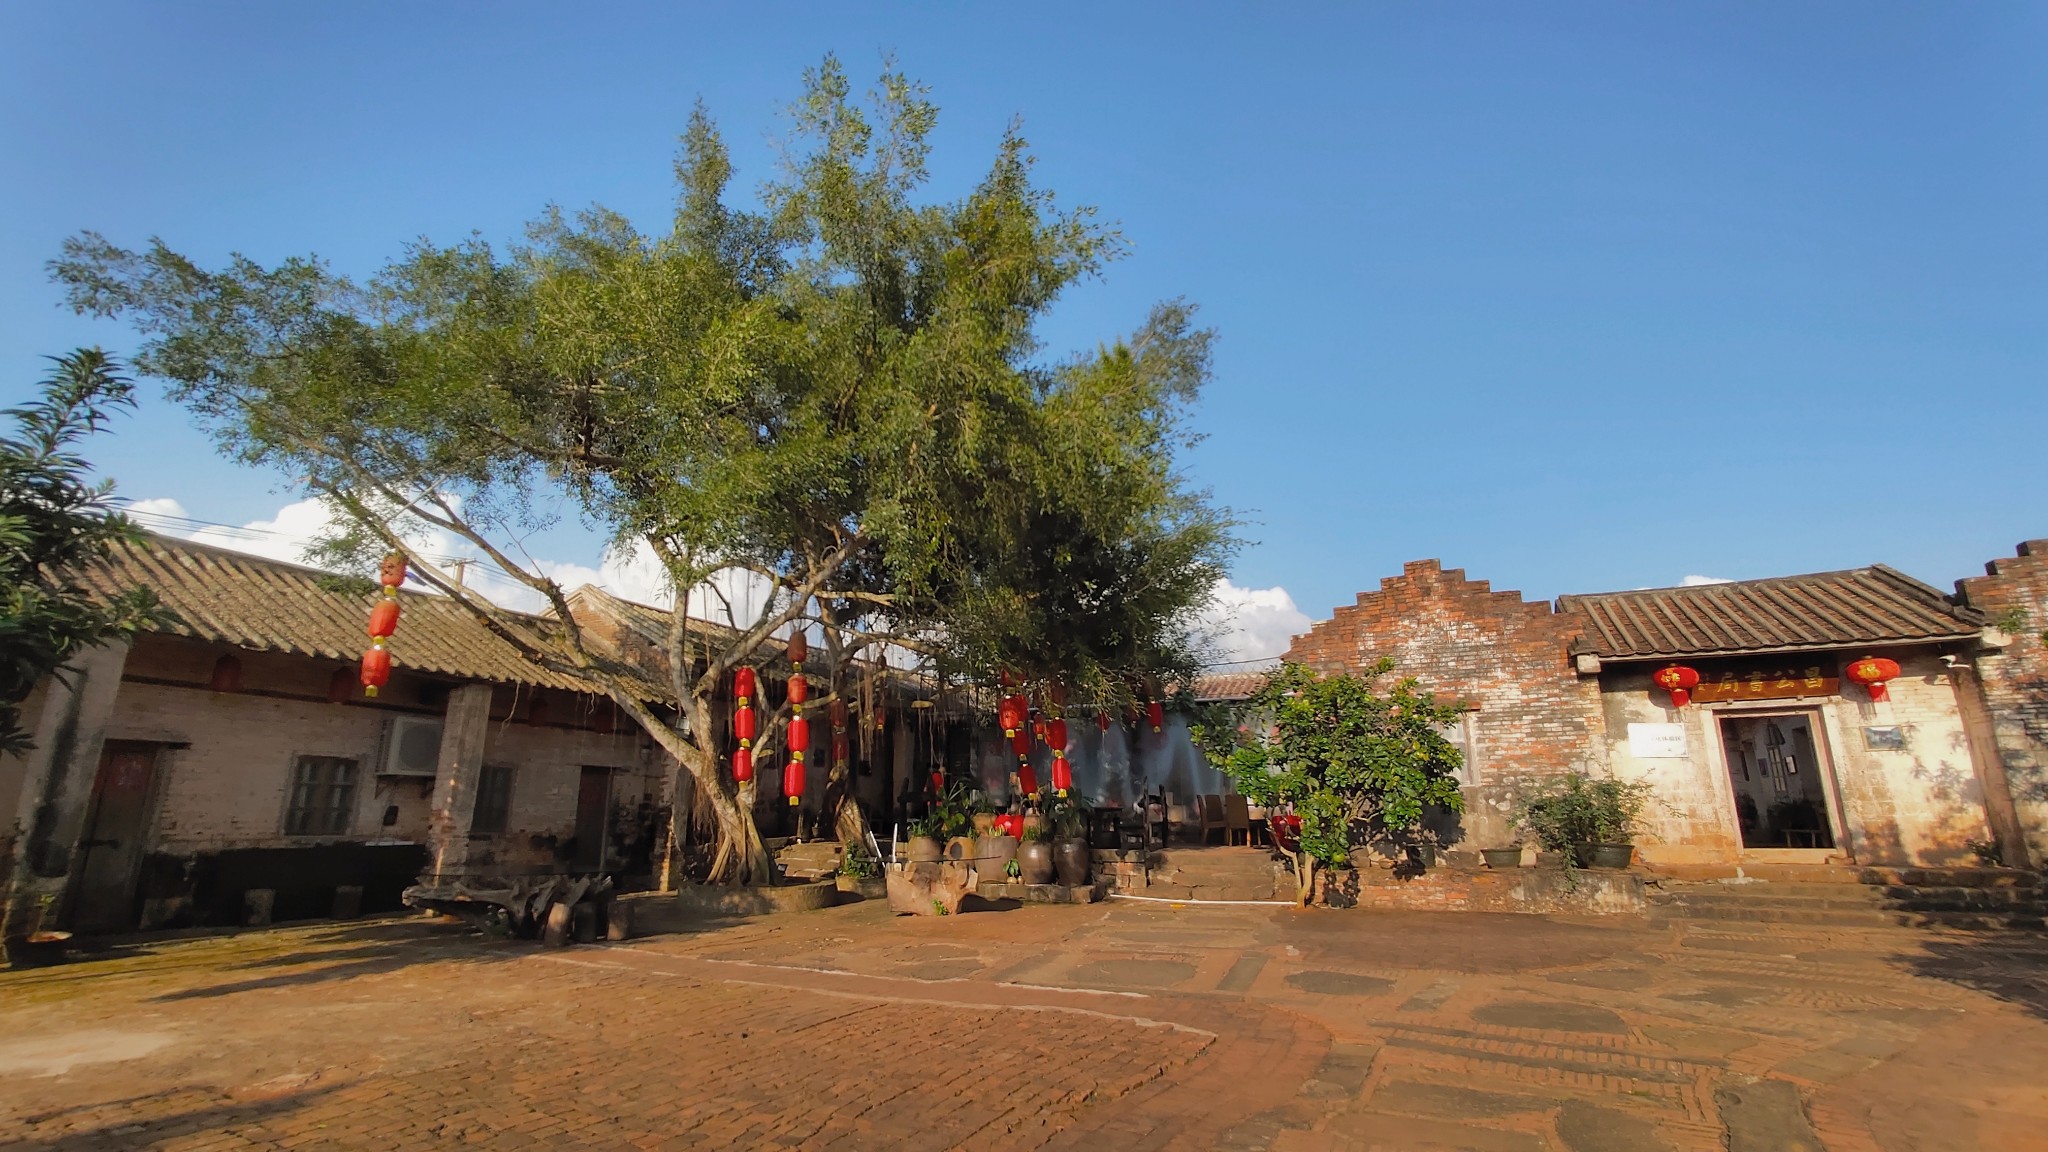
[380,716,445,777]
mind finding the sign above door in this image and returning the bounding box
[1690,663,1842,704]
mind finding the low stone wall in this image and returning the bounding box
[1340,864,1646,915]
[626,879,839,927]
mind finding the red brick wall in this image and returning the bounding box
[1284,561,1603,846]
[1954,539,2048,859]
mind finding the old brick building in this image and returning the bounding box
[1285,548,2047,870]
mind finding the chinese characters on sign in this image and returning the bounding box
[1688,665,1841,703]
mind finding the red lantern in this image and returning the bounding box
[359,646,391,693]
[832,732,850,763]
[999,694,1027,738]
[930,770,944,794]
[734,706,757,746]
[366,598,400,638]
[999,667,1018,689]
[1146,700,1165,733]
[1651,665,1701,708]
[1012,731,1030,757]
[734,666,757,705]
[1033,717,1048,743]
[378,552,408,590]
[786,631,807,666]
[1098,710,1112,732]
[1017,762,1040,797]
[1846,656,1902,702]
[994,814,1024,839]
[784,756,805,806]
[732,745,754,782]
[788,715,810,756]
[788,674,809,705]
[830,698,848,728]
[1048,718,1068,751]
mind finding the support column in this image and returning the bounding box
[2,642,130,954]
[426,682,494,886]
[1952,664,2032,870]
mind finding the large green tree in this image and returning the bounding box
[53,59,1233,884]
[1198,661,1466,906]
[0,350,165,755]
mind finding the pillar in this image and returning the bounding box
[1952,664,2033,870]
[2,642,130,953]
[425,682,494,885]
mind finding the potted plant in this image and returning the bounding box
[1514,773,1652,870]
[1047,794,1091,887]
[1017,820,1056,884]
[905,812,946,863]
[969,792,998,837]
[836,841,885,898]
[978,812,1021,880]
[1480,844,1525,869]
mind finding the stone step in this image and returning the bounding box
[1659,884,2048,912]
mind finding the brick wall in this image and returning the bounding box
[1285,560,1603,849]
[1955,539,2048,860]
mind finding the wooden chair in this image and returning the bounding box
[1199,794,1228,845]
[1223,794,1252,847]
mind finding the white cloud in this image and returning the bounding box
[124,497,189,519]
[1197,578,1313,666]
[1681,574,1734,586]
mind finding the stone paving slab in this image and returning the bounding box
[3,903,2047,1149]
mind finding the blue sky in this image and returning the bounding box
[4,4,2043,656]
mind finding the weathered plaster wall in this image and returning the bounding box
[1954,539,2048,861]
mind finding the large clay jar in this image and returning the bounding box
[907,836,943,863]
[1054,838,1091,887]
[1017,841,1056,885]
[945,836,979,870]
[977,833,1019,878]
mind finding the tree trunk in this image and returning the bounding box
[1287,849,1315,909]
[615,690,773,886]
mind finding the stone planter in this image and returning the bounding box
[835,874,887,901]
[906,836,943,863]
[1053,838,1091,887]
[976,834,1019,878]
[1481,847,1525,869]
[1017,841,1055,885]
[1573,843,1635,870]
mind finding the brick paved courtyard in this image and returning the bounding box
[3,899,2046,1150]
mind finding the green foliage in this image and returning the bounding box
[0,350,168,754]
[1194,661,1466,869]
[1042,791,1089,841]
[1513,773,1654,852]
[838,841,879,878]
[1020,818,1054,844]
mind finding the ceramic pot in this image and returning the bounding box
[1481,847,1524,869]
[1573,843,1634,870]
[945,836,979,869]
[1053,838,1091,887]
[1017,841,1055,884]
[907,836,943,863]
[976,834,1018,877]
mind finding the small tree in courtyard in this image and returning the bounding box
[1196,661,1466,906]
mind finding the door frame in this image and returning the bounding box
[1709,705,1854,864]
[67,739,168,931]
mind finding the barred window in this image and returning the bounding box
[472,764,515,835]
[285,756,358,836]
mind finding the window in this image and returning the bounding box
[1438,715,1481,788]
[471,764,514,835]
[285,756,359,836]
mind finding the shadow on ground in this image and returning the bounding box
[1278,909,1646,973]
[1895,932,2048,1023]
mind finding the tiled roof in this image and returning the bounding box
[1557,566,1986,661]
[1193,670,1272,701]
[85,533,626,693]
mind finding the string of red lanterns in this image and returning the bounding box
[360,552,406,697]
[732,666,757,783]
[785,632,808,807]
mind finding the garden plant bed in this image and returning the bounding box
[1344,860,1647,916]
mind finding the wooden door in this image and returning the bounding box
[572,767,611,870]
[72,742,159,932]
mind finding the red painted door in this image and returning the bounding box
[73,742,159,932]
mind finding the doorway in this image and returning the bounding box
[572,767,612,870]
[71,741,161,932]
[1718,712,1838,850]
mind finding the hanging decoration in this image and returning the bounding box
[786,640,808,806]
[1000,688,1036,798]
[1651,664,1701,708]
[1146,699,1165,734]
[1048,717,1072,798]
[831,698,850,776]
[732,666,757,783]
[360,552,406,697]
[1845,656,1902,702]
